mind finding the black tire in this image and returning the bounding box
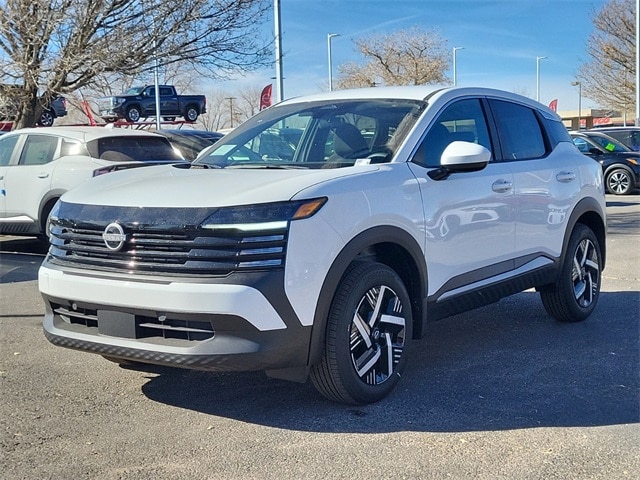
[539,224,602,322]
[39,198,58,242]
[605,168,634,195]
[184,106,199,122]
[125,105,141,123]
[38,110,55,127]
[310,262,412,405]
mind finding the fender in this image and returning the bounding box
[307,225,428,365]
[558,196,607,273]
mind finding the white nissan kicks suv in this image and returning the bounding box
[39,87,606,405]
[0,126,184,238]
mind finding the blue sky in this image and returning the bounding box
[215,0,607,112]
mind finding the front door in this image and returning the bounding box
[409,97,516,300]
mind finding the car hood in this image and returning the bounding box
[61,163,378,208]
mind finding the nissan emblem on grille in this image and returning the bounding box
[102,222,127,251]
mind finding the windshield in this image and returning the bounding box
[123,86,145,95]
[194,98,425,169]
[588,134,630,153]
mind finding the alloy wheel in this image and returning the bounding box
[349,285,407,386]
[571,238,599,308]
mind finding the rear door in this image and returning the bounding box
[159,86,180,115]
[488,99,580,261]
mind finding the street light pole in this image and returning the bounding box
[572,81,582,130]
[327,33,340,91]
[453,47,464,86]
[274,0,284,102]
[536,56,547,102]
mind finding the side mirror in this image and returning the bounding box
[441,141,491,170]
[588,148,601,155]
[428,141,491,180]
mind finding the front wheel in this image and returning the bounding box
[125,106,141,123]
[310,262,412,405]
[539,224,602,322]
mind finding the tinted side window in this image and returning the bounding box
[490,100,546,160]
[0,134,19,166]
[413,98,492,168]
[19,135,58,165]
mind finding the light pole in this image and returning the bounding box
[453,47,464,86]
[536,56,547,102]
[274,0,284,102]
[571,81,582,130]
[327,33,340,91]
[226,97,237,128]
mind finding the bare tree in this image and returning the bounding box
[198,84,266,131]
[0,0,271,128]
[577,0,635,115]
[335,26,449,89]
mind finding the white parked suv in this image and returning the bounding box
[0,126,184,238]
[39,87,607,404]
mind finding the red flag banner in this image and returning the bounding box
[548,99,558,112]
[260,84,273,111]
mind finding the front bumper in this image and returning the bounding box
[39,265,311,371]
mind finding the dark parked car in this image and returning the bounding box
[0,90,67,127]
[591,126,640,151]
[155,129,224,161]
[570,130,640,195]
[38,95,68,127]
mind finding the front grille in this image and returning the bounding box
[47,222,288,277]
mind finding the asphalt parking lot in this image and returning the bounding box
[1,195,638,479]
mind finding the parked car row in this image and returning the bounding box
[570,127,640,195]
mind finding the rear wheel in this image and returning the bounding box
[184,106,199,122]
[539,224,602,322]
[310,262,412,405]
[606,168,633,195]
[38,110,55,127]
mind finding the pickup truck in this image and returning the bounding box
[98,85,207,123]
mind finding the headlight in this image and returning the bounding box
[113,97,126,107]
[200,198,327,232]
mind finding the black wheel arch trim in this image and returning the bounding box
[560,196,607,272]
[307,225,427,366]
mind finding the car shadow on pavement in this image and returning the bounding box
[0,252,45,284]
[140,290,639,433]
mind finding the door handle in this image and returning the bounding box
[492,179,513,193]
[556,171,576,183]
[37,173,49,178]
